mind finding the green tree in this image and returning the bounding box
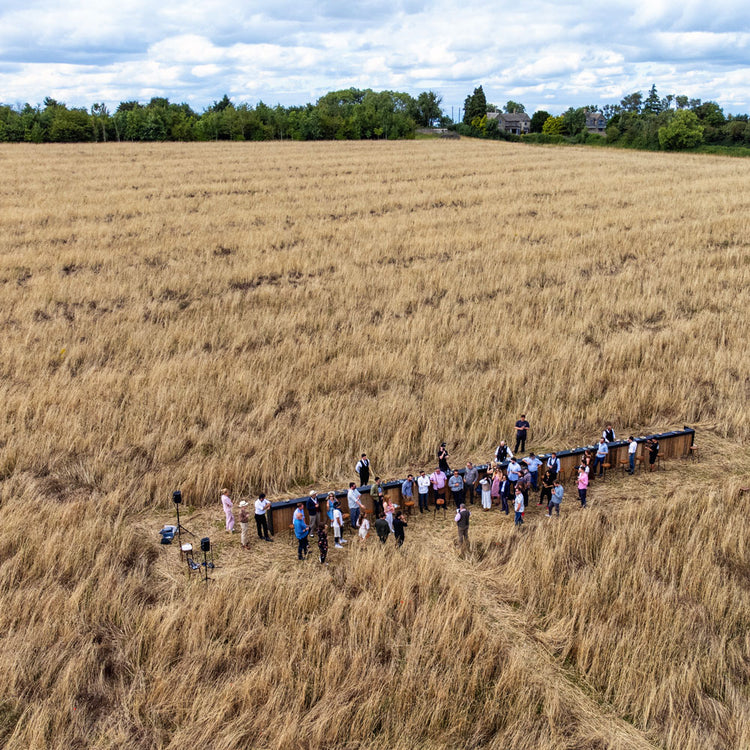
[542,115,564,135]
[49,107,92,142]
[414,91,443,127]
[658,110,704,150]
[620,91,643,113]
[503,100,525,114]
[463,86,487,124]
[529,110,551,133]
[561,107,586,136]
[643,84,662,115]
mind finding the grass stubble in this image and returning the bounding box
[0,140,748,749]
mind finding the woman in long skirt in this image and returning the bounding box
[480,477,492,510]
[491,469,501,506]
[384,499,396,532]
[221,488,234,532]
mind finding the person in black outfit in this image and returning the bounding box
[356,453,370,486]
[393,510,407,547]
[514,414,530,454]
[538,470,554,506]
[317,525,328,564]
[437,443,450,472]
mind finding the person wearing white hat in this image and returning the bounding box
[306,491,320,532]
[238,500,250,549]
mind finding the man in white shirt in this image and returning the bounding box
[331,501,346,547]
[514,488,525,526]
[254,493,272,542]
[416,470,431,513]
[355,454,370,486]
[627,436,638,474]
[347,482,364,529]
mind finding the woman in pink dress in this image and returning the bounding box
[491,469,501,506]
[221,488,235,532]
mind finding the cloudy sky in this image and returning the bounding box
[1,0,749,116]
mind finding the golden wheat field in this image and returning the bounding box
[0,139,749,750]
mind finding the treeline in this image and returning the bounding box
[453,84,750,152]
[0,89,445,143]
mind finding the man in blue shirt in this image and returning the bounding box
[594,438,609,477]
[523,453,542,491]
[514,414,530,454]
[448,471,464,509]
[507,458,522,488]
[401,475,414,504]
[293,503,310,560]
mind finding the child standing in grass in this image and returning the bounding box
[393,510,407,547]
[358,511,370,542]
[317,524,328,564]
[332,501,345,548]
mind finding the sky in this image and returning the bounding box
[1,0,749,116]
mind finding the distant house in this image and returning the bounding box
[487,111,531,135]
[585,111,607,134]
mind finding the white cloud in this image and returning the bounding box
[0,0,749,114]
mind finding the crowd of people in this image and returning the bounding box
[217,416,661,561]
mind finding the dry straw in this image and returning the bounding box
[0,141,748,749]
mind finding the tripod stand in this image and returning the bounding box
[173,490,194,560]
[200,538,214,583]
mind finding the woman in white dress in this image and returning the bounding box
[480,476,492,510]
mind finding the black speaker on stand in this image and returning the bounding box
[200,537,214,583]
[173,490,195,562]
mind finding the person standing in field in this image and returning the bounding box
[306,491,319,532]
[317,524,329,564]
[255,493,272,542]
[417,470,430,513]
[500,472,512,515]
[221,488,235,533]
[514,487,525,526]
[430,467,447,507]
[524,452,542,491]
[455,503,471,547]
[546,453,560,480]
[331,501,346,548]
[438,442,450,472]
[371,477,385,517]
[374,513,390,544]
[577,468,589,508]
[495,441,513,463]
[594,438,609,477]
[293,503,310,560]
[355,453,370,486]
[517,469,531,508]
[490,468,501,506]
[401,474,414,507]
[506,457,522,492]
[238,500,250,549]
[547,480,563,517]
[448,470,464,509]
[358,511,370,542]
[464,462,478,504]
[603,423,616,443]
[645,437,660,471]
[480,475,492,510]
[627,436,638,474]
[393,510,407,547]
[348,482,364,530]
[514,414,530,454]
[538,470,554,507]
[384,497,396,533]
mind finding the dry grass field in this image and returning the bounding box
[0,140,749,749]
